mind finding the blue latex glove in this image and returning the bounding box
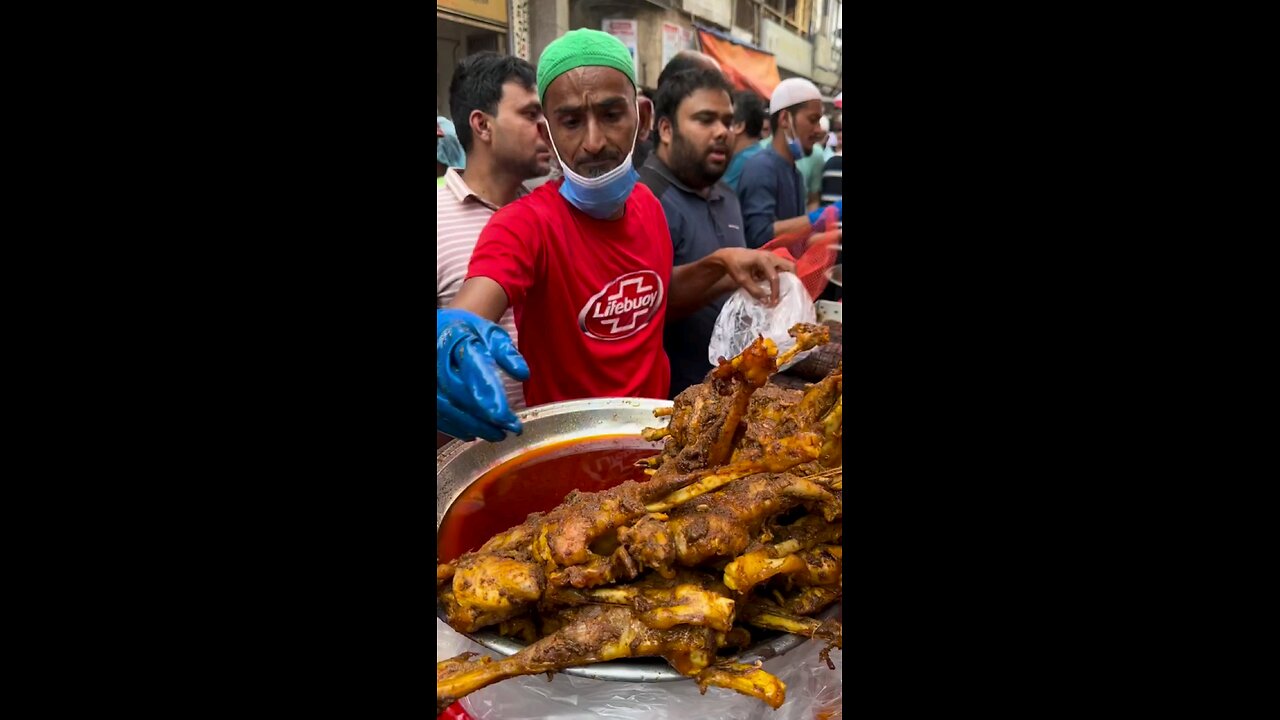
[808,200,843,227]
[437,308,530,442]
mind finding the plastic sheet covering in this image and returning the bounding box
[697,29,782,101]
[708,272,817,371]
[437,618,842,720]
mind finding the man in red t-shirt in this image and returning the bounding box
[436,29,792,443]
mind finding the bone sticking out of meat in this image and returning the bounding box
[774,322,831,368]
[436,604,785,709]
[739,600,843,669]
[622,472,838,578]
[696,661,787,710]
[551,570,738,632]
[644,433,823,512]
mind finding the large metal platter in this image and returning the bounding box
[437,397,839,682]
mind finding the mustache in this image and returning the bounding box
[572,153,623,178]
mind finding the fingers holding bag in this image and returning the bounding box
[707,271,817,370]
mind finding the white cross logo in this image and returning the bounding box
[596,276,655,334]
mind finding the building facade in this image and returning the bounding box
[437,0,841,118]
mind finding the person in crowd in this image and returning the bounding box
[818,115,835,161]
[436,29,790,443]
[797,119,830,210]
[721,90,768,193]
[634,50,723,170]
[736,78,842,250]
[437,116,466,188]
[818,113,843,302]
[638,69,793,398]
[820,113,842,209]
[436,52,552,447]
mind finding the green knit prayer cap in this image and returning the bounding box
[537,29,637,103]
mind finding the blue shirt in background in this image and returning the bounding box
[721,142,763,193]
[736,147,806,249]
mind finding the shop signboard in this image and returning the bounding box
[437,0,507,24]
[661,22,694,69]
[602,18,639,62]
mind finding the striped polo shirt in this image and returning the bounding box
[437,167,525,411]
[820,154,842,207]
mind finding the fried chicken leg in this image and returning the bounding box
[644,433,823,512]
[739,600,843,669]
[723,517,842,594]
[439,551,546,632]
[775,322,831,368]
[550,570,738,632]
[436,605,785,711]
[624,472,839,578]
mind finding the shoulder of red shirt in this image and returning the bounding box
[486,176,662,222]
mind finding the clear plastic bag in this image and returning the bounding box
[437,618,842,720]
[708,271,817,371]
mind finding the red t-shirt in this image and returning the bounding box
[467,180,672,406]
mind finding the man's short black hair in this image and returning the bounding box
[653,68,733,133]
[448,51,537,152]
[656,51,718,90]
[732,91,767,138]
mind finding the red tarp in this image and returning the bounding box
[697,30,782,101]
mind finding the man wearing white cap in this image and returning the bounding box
[736,78,842,249]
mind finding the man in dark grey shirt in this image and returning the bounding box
[638,68,793,398]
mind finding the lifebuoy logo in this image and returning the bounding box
[578,270,665,341]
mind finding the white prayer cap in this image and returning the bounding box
[769,78,822,115]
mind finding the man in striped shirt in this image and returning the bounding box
[436,52,551,447]
[820,113,842,208]
[819,114,842,302]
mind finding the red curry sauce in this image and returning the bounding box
[437,435,660,563]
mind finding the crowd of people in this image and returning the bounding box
[436,29,842,445]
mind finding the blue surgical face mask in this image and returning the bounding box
[784,113,804,160]
[544,101,640,220]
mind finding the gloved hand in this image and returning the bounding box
[437,308,530,442]
[808,200,842,227]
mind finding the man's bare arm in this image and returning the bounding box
[773,215,813,238]
[669,254,732,320]
[447,277,511,323]
[668,248,795,320]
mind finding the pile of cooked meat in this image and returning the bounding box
[436,324,842,714]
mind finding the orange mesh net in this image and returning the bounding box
[760,206,840,301]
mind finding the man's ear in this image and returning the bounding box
[469,109,490,145]
[657,117,673,147]
[731,121,745,135]
[637,96,654,142]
